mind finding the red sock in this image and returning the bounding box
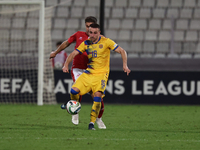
[98,98,104,118]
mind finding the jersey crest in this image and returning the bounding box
[99,44,103,49]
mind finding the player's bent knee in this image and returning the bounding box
[71,88,79,95]
[94,91,103,97]
[93,97,101,102]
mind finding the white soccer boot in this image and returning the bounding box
[96,118,106,129]
[72,114,79,125]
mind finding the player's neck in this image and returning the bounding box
[92,36,100,44]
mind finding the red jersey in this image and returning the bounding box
[67,31,89,69]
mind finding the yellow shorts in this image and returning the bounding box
[72,72,108,96]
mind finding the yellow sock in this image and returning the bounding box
[70,93,80,102]
[90,101,101,123]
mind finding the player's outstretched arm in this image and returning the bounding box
[62,50,79,73]
[49,40,71,59]
[114,46,131,76]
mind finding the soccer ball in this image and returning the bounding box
[66,100,81,115]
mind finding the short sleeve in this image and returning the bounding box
[67,32,77,44]
[76,41,86,54]
[106,38,119,51]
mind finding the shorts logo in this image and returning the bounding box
[99,44,103,49]
[101,80,105,89]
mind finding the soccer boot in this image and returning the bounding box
[72,114,79,125]
[88,123,96,130]
[96,118,106,129]
[60,102,67,109]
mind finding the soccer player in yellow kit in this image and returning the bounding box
[62,23,131,130]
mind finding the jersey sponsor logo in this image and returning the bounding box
[99,44,103,49]
[79,37,82,40]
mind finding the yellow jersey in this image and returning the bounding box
[76,36,118,74]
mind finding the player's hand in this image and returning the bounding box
[62,66,69,73]
[123,66,131,76]
[49,51,56,59]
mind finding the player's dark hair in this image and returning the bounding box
[56,41,62,46]
[89,23,100,30]
[85,16,97,23]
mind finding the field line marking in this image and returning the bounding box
[0,137,200,142]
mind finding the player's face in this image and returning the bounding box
[89,27,100,43]
[85,22,94,35]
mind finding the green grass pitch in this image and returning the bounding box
[0,104,200,150]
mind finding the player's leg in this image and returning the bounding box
[70,87,80,100]
[70,69,83,125]
[71,73,91,125]
[60,69,84,124]
[98,98,104,118]
[96,98,106,129]
[71,68,84,102]
[89,91,106,129]
[69,87,80,125]
[88,91,102,130]
[89,73,108,130]
[70,69,86,124]
[61,68,81,109]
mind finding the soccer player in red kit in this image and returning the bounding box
[50,16,106,129]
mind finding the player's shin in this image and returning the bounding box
[70,88,80,102]
[98,98,104,118]
[70,88,80,125]
[90,97,101,123]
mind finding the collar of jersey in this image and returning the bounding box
[92,36,101,44]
